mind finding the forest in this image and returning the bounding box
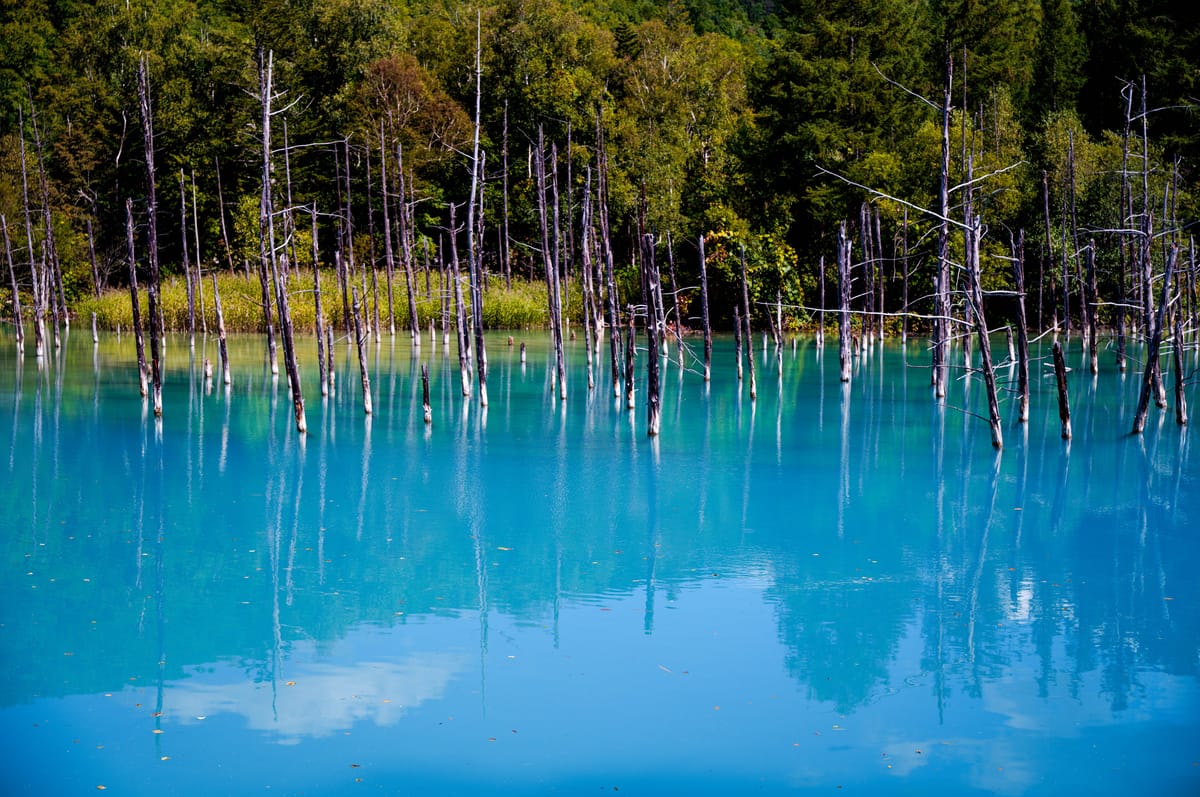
[0,0,1197,345]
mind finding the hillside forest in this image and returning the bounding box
[0,0,1197,345]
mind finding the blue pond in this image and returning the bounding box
[0,329,1197,795]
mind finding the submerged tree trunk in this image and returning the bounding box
[466,14,489,408]
[967,215,1002,448]
[351,288,372,415]
[379,128,397,338]
[313,210,328,398]
[734,305,743,382]
[1085,240,1099,374]
[18,110,45,359]
[699,233,712,381]
[1012,230,1031,422]
[181,169,195,343]
[838,223,852,383]
[624,306,636,410]
[739,244,756,400]
[126,202,148,397]
[1052,341,1071,440]
[212,274,231,385]
[449,204,471,397]
[2,215,24,353]
[137,56,164,417]
[422,363,432,424]
[535,127,566,400]
[597,113,621,398]
[259,50,305,433]
[1132,244,1176,434]
[933,56,953,398]
[642,234,661,436]
[1173,307,1188,425]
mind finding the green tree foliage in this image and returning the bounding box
[0,0,1195,330]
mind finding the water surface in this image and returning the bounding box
[1,330,1197,795]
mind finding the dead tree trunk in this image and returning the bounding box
[258,49,304,432]
[18,109,45,359]
[87,216,101,299]
[212,274,230,385]
[734,305,743,382]
[191,171,207,334]
[699,233,712,381]
[30,98,65,341]
[597,114,621,397]
[126,200,147,395]
[422,363,432,424]
[257,251,278,375]
[351,287,372,415]
[502,101,512,289]
[624,305,636,409]
[550,142,566,399]
[312,207,327,397]
[900,210,909,344]
[2,214,24,353]
[934,55,953,398]
[379,127,397,337]
[396,145,420,342]
[326,323,336,394]
[535,128,566,400]
[581,165,596,390]
[449,204,471,397]
[1132,243,1176,434]
[137,57,164,416]
[1052,340,1071,439]
[1012,230,1030,422]
[967,215,1002,448]
[838,223,852,383]
[466,14,488,407]
[1173,307,1188,425]
[1085,239,1099,374]
[181,169,195,343]
[739,244,756,400]
[642,234,661,436]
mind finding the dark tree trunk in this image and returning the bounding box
[699,233,712,381]
[449,204,471,397]
[212,274,230,386]
[838,223,852,383]
[1133,244,1176,434]
[313,208,328,397]
[642,234,661,436]
[967,215,1002,448]
[739,244,756,400]
[1052,341,1071,440]
[1012,230,1031,422]
[351,287,372,415]
[2,214,24,352]
[181,169,195,343]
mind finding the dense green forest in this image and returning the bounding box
[0,0,1197,333]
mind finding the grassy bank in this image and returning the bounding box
[69,269,581,333]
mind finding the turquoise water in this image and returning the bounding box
[1,328,1197,796]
